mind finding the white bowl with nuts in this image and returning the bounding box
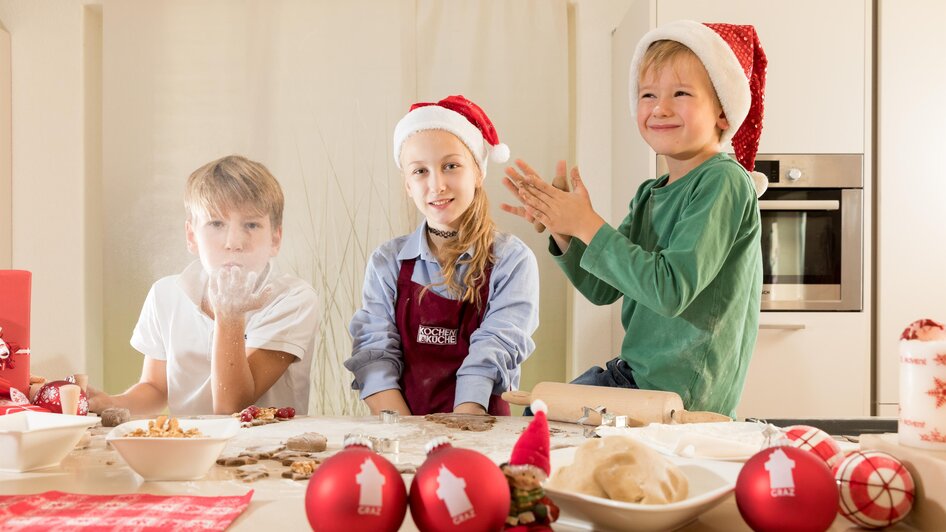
[106,416,239,481]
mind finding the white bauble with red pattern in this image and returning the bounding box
[408,439,509,532]
[781,425,844,467]
[835,450,915,528]
[32,380,89,415]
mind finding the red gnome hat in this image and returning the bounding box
[509,400,551,478]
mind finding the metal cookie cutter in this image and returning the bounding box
[376,437,400,454]
[380,409,400,424]
[577,405,607,438]
[601,412,629,429]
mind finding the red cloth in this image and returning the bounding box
[0,490,253,531]
[0,270,31,396]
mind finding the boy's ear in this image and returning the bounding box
[184,220,199,256]
[717,110,731,133]
[271,226,283,255]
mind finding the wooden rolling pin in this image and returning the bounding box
[502,382,731,426]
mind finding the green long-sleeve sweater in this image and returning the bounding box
[553,153,761,417]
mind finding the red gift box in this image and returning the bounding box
[0,270,31,397]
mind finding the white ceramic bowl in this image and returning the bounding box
[545,446,741,531]
[0,411,99,472]
[106,417,239,481]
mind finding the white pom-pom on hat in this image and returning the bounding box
[490,143,510,164]
[750,171,769,197]
[530,399,548,415]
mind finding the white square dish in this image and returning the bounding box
[0,411,99,472]
[545,446,742,531]
[106,417,239,481]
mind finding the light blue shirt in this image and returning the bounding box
[346,222,540,410]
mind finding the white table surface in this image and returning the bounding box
[0,415,916,531]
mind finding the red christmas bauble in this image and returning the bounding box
[736,446,838,532]
[782,425,843,467]
[305,441,407,532]
[32,380,89,415]
[409,439,510,532]
[835,450,915,529]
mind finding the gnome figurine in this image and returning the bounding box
[501,400,559,530]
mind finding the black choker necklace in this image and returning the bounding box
[427,226,459,239]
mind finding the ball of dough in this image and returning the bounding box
[548,436,688,504]
[286,432,327,452]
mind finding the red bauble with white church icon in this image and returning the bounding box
[409,438,510,532]
[735,446,838,532]
[304,436,407,532]
[835,450,915,529]
[32,379,89,416]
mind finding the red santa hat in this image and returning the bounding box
[507,400,551,478]
[628,20,769,197]
[393,95,510,178]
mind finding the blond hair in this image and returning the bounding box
[639,40,725,135]
[184,155,284,228]
[427,185,495,308]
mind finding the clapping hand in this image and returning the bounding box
[501,159,605,244]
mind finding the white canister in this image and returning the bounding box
[899,339,946,450]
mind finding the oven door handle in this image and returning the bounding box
[758,200,840,211]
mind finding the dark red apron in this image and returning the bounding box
[395,258,510,415]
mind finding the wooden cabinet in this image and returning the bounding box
[875,0,946,415]
[738,312,871,418]
[657,0,867,154]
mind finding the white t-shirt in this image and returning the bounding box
[131,260,319,415]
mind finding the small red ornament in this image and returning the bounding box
[835,450,915,528]
[409,438,510,532]
[781,425,843,467]
[735,446,838,532]
[32,380,89,415]
[305,436,407,532]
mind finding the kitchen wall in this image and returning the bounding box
[875,0,946,416]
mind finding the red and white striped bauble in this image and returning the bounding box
[835,450,915,529]
[782,425,843,467]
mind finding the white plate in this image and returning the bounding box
[596,422,769,462]
[0,411,99,472]
[106,417,239,481]
[545,446,741,532]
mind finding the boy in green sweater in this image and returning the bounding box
[502,21,768,417]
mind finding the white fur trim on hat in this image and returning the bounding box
[628,20,751,147]
[393,105,490,174]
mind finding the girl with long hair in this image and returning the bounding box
[346,95,540,416]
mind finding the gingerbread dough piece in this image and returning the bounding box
[281,459,319,480]
[100,407,131,428]
[233,465,269,482]
[272,450,320,466]
[548,436,688,504]
[424,412,497,432]
[286,432,327,452]
[217,456,258,467]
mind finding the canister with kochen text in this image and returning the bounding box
[899,318,946,450]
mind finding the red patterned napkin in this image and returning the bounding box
[0,490,254,531]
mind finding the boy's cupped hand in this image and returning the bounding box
[500,160,605,244]
[207,265,273,319]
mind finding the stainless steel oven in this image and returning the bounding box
[754,154,863,311]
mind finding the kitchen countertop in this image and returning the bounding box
[0,415,918,530]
